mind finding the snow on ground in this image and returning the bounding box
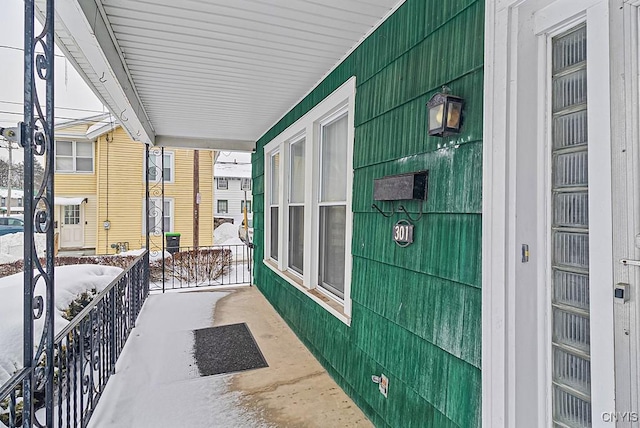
[87,291,271,428]
[215,223,251,262]
[214,222,239,244]
[0,264,123,385]
[0,232,46,264]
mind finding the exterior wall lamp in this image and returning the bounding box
[427,87,463,137]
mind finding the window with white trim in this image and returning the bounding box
[146,151,173,183]
[146,198,172,235]
[288,137,305,275]
[217,177,228,190]
[318,113,348,298]
[269,152,280,261]
[217,200,228,214]
[241,178,252,191]
[264,77,355,320]
[55,141,94,173]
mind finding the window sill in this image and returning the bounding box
[55,171,95,174]
[263,259,351,326]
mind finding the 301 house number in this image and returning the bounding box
[393,220,414,247]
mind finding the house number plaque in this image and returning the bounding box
[393,219,414,247]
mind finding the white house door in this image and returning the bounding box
[60,204,83,249]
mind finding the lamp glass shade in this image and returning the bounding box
[446,101,463,130]
[429,103,444,133]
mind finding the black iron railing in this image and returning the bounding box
[0,252,149,428]
[153,244,253,291]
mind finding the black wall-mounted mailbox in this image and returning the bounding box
[373,171,429,201]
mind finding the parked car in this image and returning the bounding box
[238,218,253,245]
[0,216,24,236]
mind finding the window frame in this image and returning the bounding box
[287,135,306,278]
[267,151,280,262]
[217,199,228,214]
[145,151,174,184]
[240,178,252,191]
[144,197,174,235]
[263,77,355,324]
[217,177,228,190]
[317,110,349,299]
[55,140,95,173]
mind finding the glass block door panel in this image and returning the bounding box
[551,24,592,428]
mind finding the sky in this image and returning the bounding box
[0,0,105,163]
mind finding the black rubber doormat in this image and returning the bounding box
[194,323,268,376]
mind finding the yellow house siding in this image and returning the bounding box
[92,128,215,254]
[54,138,97,250]
[56,123,91,137]
[155,149,215,248]
[53,120,216,254]
[83,195,97,248]
[96,128,146,254]
[198,151,215,246]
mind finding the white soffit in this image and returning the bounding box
[44,0,403,151]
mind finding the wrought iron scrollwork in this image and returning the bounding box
[13,0,57,426]
[146,146,166,290]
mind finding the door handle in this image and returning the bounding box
[620,259,640,267]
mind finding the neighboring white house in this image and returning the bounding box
[0,188,24,215]
[214,152,252,226]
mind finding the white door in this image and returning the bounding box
[60,204,83,248]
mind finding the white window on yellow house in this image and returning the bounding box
[146,151,173,183]
[55,141,93,173]
[146,198,173,235]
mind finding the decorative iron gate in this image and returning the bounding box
[0,0,60,425]
[144,145,254,292]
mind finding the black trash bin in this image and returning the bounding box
[165,232,181,254]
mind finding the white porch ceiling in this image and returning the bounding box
[43,0,403,151]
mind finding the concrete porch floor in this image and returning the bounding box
[90,286,371,428]
[214,287,371,427]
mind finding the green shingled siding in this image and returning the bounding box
[252,1,484,426]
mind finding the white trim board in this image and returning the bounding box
[483,1,616,427]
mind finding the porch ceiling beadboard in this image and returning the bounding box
[41,0,403,151]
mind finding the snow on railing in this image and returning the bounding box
[0,251,150,428]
